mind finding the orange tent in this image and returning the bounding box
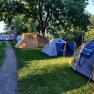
[15,32,48,48]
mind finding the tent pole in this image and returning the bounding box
[87,64,94,84]
[74,41,77,55]
[63,43,66,56]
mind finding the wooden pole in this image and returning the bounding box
[63,42,66,56]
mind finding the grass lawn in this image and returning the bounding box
[0,41,5,66]
[11,42,94,94]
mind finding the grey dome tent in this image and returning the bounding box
[72,40,94,81]
[41,38,66,56]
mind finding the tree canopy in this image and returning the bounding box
[84,15,94,41]
[0,0,89,39]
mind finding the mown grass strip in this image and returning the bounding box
[0,41,5,66]
[11,41,94,94]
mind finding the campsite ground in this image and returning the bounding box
[0,41,5,66]
[10,42,94,94]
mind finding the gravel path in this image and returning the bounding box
[0,42,17,94]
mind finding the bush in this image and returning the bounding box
[84,29,94,41]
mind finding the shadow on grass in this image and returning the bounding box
[17,66,88,94]
[14,48,72,70]
[11,41,73,69]
[11,42,88,94]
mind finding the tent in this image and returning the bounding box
[15,35,21,42]
[42,38,75,56]
[65,41,75,55]
[15,32,48,48]
[41,38,66,56]
[72,40,94,81]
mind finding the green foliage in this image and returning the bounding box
[84,29,94,41]
[0,0,30,23]
[0,0,89,40]
[12,15,38,34]
[84,16,94,41]
[89,15,94,29]
[13,15,24,34]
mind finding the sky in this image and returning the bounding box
[0,0,94,33]
[85,0,94,15]
[0,21,6,33]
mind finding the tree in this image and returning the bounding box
[84,15,94,41]
[0,0,89,38]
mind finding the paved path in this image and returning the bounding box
[0,42,17,94]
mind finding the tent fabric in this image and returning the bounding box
[73,40,94,81]
[42,39,75,56]
[41,38,66,56]
[65,42,75,55]
[15,35,21,42]
[15,33,48,48]
[56,42,65,56]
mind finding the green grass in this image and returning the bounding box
[0,41,5,66]
[11,42,94,94]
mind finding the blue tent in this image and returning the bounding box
[56,41,75,56]
[55,41,66,56]
[65,42,75,55]
[42,38,66,56]
[73,40,94,81]
[42,38,75,56]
